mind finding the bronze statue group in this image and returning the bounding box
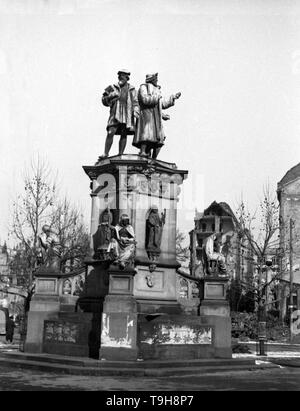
[36,72,227,275]
[90,70,181,269]
[100,70,181,160]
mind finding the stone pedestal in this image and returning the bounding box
[134,265,182,314]
[25,269,61,353]
[83,155,187,318]
[77,259,110,313]
[199,276,230,316]
[82,155,232,361]
[198,276,232,358]
[99,267,138,360]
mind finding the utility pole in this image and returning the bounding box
[289,218,294,342]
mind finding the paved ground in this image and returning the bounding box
[0,363,299,391]
[0,340,299,391]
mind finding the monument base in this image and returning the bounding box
[42,312,100,358]
[25,269,61,353]
[99,267,139,361]
[137,313,231,360]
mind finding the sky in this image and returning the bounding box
[0,0,300,245]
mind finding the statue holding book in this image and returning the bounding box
[99,69,139,159]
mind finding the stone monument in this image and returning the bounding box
[82,71,231,360]
[24,70,232,361]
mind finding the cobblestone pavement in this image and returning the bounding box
[0,365,299,391]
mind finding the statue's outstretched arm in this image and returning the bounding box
[161,91,181,109]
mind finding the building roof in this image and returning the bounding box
[278,162,300,189]
[202,201,238,222]
[218,202,237,219]
[191,201,239,235]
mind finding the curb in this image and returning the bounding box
[268,358,300,368]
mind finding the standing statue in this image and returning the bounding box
[62,279,72,295]
[92,209,114,260]
[99,70,139,159]
[145,206,166,270]
[73,275,85,297]
[38,225,61,271]
[133,73,181,159]
[108,214,136,269]
[202,233,227,277]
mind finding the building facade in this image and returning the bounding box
[189,201,253,286]
[277,162,300,319]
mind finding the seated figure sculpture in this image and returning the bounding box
[108,214,136,269]
[202,233,227,277]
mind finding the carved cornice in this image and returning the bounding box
[83,155,188,182]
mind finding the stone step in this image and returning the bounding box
[143,363,276,377]
[239,341,300,352]
[0,352,96,367]
[0,353,277,377]
[0,351,255,369]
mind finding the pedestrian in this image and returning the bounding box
[6,315,15,344]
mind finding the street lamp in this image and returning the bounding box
[257,258,273,356]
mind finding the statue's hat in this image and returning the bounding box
[146,73,158,83]
[150,204,158,210]
[118,69,130,76]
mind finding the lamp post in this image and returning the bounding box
[257,259,266,356]
[257,258,273,356]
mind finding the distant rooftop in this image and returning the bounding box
[194,201,238,223]
[278,162,300,189]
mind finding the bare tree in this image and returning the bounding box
[234,184,280,317]
[10,157,57,285]
[10,158,89,286]
[51,197,89,272]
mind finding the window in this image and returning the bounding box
[197,238,203,248]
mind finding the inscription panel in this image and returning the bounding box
[140,322,212,345]
[205,283,225,299]
[36,278,57,294]
[44,321,79,344]
[109,274,133,294]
